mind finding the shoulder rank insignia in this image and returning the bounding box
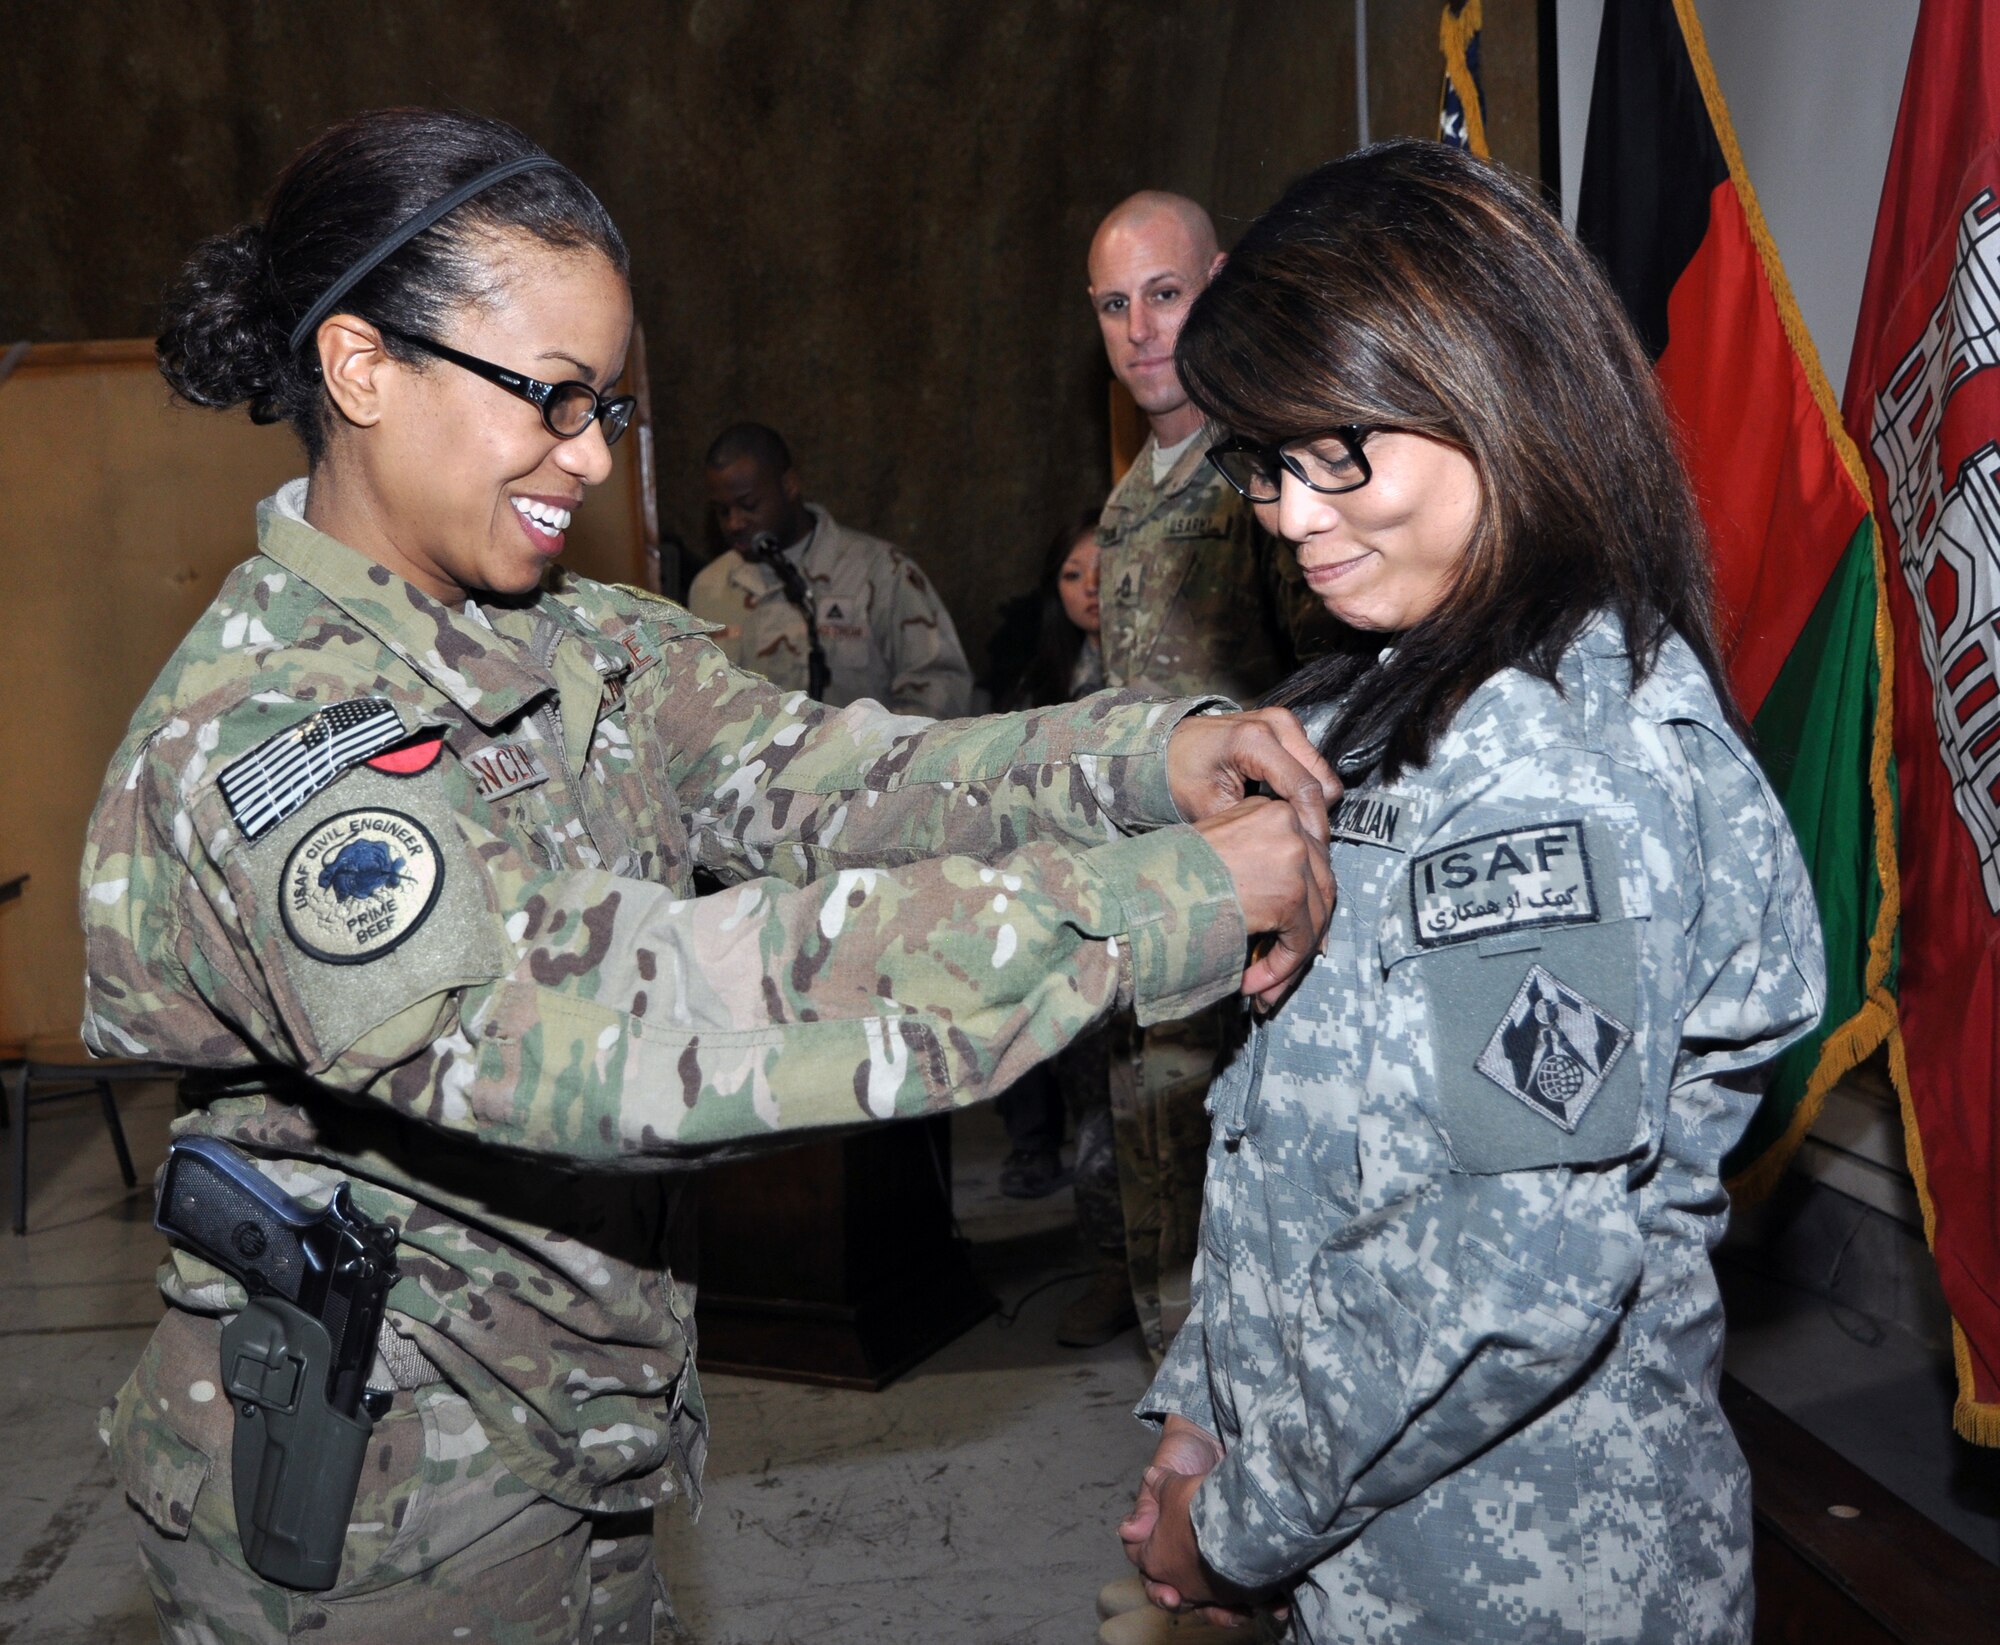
[218,699,407,841]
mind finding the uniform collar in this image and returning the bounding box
[1103,429,1214,518]
[256,480,555,730]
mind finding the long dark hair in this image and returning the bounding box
[1006,508,1105,711]
[157,109,628,465]
[1176,140,1732,777]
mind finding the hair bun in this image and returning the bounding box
[156,222,287,416]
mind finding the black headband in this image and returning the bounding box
[286,154,564,356]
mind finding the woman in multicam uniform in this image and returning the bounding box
[83,109,1339,1644]
[1112,142,1825,1645]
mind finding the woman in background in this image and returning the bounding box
[1114,141,1824,1645]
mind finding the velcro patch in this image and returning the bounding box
[280,809,443,965]
[463,739,551,803]
[219,700,407,840]
[366,731,445,777]
[1474,964,1631,1132]
[1330,790,1404,850]
[1411,821,1596,948]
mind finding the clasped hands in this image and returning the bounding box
[1165,707,1339,1011]
[1119,1414,1264,1627]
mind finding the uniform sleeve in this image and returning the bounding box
[646,633,1210,884]
[1172,742,1822,1590]
[82,704,1247,1170]
[876,553,974,718]
[684,559,748,668]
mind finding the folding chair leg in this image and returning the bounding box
[8,1067,26,1236]
[98,1081,138,1189]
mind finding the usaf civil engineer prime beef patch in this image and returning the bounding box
[280,809,443,965]
[1475,964,1632,1133]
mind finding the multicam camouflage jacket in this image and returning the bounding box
[83,481,1247,1518]
[1142,617,1825,1644]
[1097,432,1333,701]
[687,503,973,715]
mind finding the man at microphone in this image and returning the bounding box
[690,422,974,716]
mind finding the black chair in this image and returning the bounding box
[6,1034,173,1234]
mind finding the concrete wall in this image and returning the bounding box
[0,1,1540,672]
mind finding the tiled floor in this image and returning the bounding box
[4,1079,1995,1645]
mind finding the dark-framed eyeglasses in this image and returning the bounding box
[1206,425,1379,504]
[379,326,638,446]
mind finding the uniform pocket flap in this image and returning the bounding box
[109,1392,212,1540]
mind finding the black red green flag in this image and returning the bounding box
[1576,0,1899,1199]
[1844,0,2000,1444]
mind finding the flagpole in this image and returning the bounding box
[1355,0,1371,147]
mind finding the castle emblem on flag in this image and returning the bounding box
[1872,188,2000,911]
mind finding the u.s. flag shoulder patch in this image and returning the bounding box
[218,699,407,840]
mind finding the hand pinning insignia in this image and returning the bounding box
[1475,964,1631,1132]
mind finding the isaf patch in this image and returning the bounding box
[280,809,443,965]
[1411,820,1596,947]
[219,700,407,840]
[1475,964,1631,1133]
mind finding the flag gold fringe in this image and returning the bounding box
[1439,0,1488,159]
[1669,0,1871,505]
[1658,5,1995,1433]
[1724,520,1900,1205]
[1681,0,1903,1201]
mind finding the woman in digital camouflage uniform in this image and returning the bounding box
[1114,142,1825,1645]
[83,108,1339,1644]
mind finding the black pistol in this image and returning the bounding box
[155,1135,399,1591]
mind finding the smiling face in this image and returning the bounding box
[1088,203,1225,445]
[1056,530,1101,634]
[309,231,633,605]
[1259,430,1483,632]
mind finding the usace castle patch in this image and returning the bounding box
[280,809,443,965]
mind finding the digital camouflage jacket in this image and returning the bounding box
[1097,432,1333,702]
[1143,617,1825,1644]
[83,482,1247,1518]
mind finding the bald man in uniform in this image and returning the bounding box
[1064,193,1331,1360]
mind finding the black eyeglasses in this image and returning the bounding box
[1207,426,1379,504]
[380,326,637,446]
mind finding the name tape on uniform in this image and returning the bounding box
[280,809,442,965]
[464,739,550,803]
[1410,820,1597,947]
[219,700,407,840]
[1330,791,1404,849]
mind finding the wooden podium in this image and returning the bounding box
[683,1116,994,1390]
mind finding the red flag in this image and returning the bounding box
[1844,0,2000,1444]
